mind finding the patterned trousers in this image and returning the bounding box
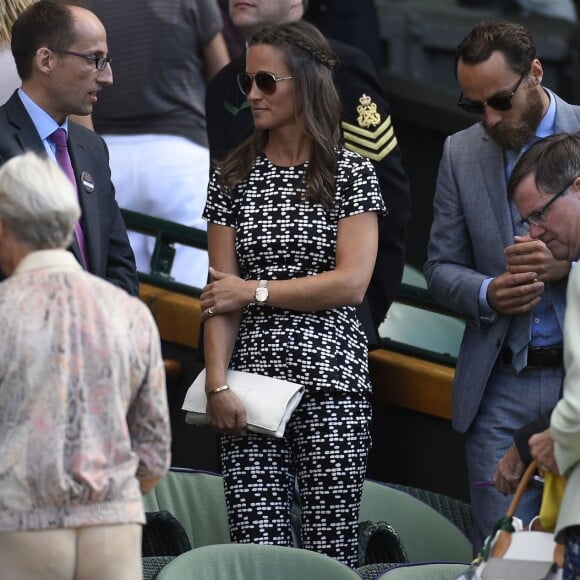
[563,526,580,579]
[220,389,372,568]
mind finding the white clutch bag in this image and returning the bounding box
[182,369,305,438]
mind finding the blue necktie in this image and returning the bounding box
[504,139,539,373]
[506,199,530,373]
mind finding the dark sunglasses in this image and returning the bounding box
[518,178,577,227]
[457,71,527,115]
[237,71,293,96]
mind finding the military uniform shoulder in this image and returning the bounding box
[340,91,398,163]
[326,40,398,164]
[327,37,368,65]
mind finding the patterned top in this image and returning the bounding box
[0,250,171,532]
[204,148,385,394]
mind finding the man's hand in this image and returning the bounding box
[494,442,526,494]
[507,235,570,283]
[487,271,543,315]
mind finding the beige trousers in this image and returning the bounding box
[0,524,142,580]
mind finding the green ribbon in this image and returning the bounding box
[481,515,515,561]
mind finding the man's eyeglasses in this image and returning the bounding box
[50,49,111,71]
[457,71,527,115]
[237,71,293,96]
[518,178,576,227]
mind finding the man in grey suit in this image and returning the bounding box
[424,20,580,553]
[0,0,138,295]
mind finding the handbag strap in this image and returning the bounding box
[506,460,537,517]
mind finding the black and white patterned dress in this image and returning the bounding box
[204,148,385,395]
[204,147,385,566]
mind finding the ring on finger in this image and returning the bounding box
[208,307,214,317]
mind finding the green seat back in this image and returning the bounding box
[144,471,471,566]
[156,544,361,580]
[143,469,230,548]
[360,480,471,563]
[376,562,471,579]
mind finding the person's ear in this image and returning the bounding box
[35,47,54,74]
[530,59,543,85]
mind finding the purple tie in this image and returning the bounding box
[50,128,89,269]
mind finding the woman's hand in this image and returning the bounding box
[206,388,247,436]
[200,267,255,322]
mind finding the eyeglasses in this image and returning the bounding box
[518,178,576,227]
[457,71,527,115]
[237,71,293,96]
[50,49,112,71]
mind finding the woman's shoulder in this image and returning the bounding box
[336,145,375,172]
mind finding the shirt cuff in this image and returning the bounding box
[478,277,497,324]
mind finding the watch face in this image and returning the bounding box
[256,287,268,303]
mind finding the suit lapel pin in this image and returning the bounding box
[81,171,95,193]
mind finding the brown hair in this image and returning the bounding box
[11,0,76,80]
[455,19,536,77]
[508,132,580,199]
[218,20,341,210]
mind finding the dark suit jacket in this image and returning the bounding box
[305,0,382,72]
[205,39,411,343]
[0,91,139,296]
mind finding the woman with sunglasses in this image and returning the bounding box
[199,20,385,567]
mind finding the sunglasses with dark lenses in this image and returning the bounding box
[457,71,527,115]
[237,71,294,96]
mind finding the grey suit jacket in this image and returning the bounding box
[424,91,580,434]
[0,91,138,295]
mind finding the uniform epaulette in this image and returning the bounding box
[341,93,398,162]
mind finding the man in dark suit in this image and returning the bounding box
[0,0,138,295]
[205,0,411,347]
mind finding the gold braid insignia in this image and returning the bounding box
[356,93,381,128]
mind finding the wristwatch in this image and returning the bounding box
[255,280,269,305]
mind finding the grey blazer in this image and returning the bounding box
[424,92,580,434]
[0,91,138,296]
